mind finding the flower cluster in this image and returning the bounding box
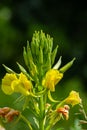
[0,30,82,130]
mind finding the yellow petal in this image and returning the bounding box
[1,73,17,95]
[19,73,32,90]
[65,91,82,106]
[42,69,63,91]
[11,80,29,96]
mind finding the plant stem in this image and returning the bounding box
[20,114,33,130]
[39,96,45,130]
[46,125,51,130]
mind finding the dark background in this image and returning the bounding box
[0,0,87,129]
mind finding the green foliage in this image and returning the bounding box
[0,1,87,129]
[70,119,82,130]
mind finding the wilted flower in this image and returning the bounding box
[42,69,63,91]
[5,109,19,122]
[2,73,32,96]
[0,107,19,122]
[57,105,70,120]
[65,91,82,106]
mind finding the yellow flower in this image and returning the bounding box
[2,73,17,95]
[65,91,82,106]
[42,69,63,91]
[16,73,32,91]
[2,73,32,96]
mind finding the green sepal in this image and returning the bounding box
[46,52,51,69]
[27,41,33,62]
[47,34,53,53]
[2,64,16,74]
[23,47,29,67]
[59,58,76,73]
[53,56,62,69]
[17,62,33,80]
[44,39,48,54]
[33,31,39,56]
[48,90,59,103]
[29,61,38,76]
[31,37,36,55]
[51,45,58,65]
[40,30,45,49]
[35,39,39,56]
[39,47,43,64]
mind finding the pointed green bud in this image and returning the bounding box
[23,47,28,67]
[59,58,76,73]
[47,34,53,53]
[51,45,58,65]
[27,41,33,62]
[30,61,38,76]
[29,60,39,83]
[39,47,43,64]
[47,52,51,69]
[34,31,40,55]
[17,62,27,74]
[35,39,39,55]
[44,39,48,54]
[31,37,36,55]
[40,30,45,49]
[2,64,15,73]
[49,37,53,53]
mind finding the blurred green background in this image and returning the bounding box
[0,0,87,130]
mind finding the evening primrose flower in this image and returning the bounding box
[65,91,82,106]
[2,73,17,95]
[2,73,32,96]
[42,69,63,91]
[15,73,32,92]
